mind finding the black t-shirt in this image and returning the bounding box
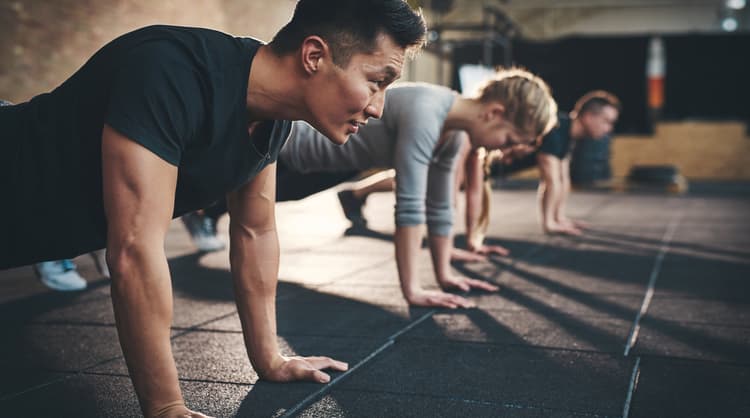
[0,25,290,268]
[538,114,573,160]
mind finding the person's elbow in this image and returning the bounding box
[106,237,158,285]
[229,194,276,238]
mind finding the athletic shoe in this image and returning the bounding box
[337,190,367,225]
[34,260,88,291]
[181,212,225,252]
[91,249,110,278]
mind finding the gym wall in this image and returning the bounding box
[0,0,297,103]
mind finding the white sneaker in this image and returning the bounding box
[34,260,88,291]
[181,212,225,252]
[90,249,110,278]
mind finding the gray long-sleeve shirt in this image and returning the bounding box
[279,83,461,236]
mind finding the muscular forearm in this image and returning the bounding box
[394,225,425,300]
[230,225,281,376]
[109,244,182,417]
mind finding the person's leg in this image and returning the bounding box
[204,199,228,222]
[90,249,110,278]
[275,159,359,203]
[349,169,396,200]
[181,208,226,252]
[181,162,359,250]
[337,169,395,224]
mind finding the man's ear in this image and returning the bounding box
[300,35,330,76]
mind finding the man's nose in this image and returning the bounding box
[365,92,385,119]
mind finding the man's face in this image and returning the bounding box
[307,34,405,145]
[580,105,619,139]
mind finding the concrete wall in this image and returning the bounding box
[0,0,297,102]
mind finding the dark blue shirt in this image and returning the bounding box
[538,114,573,160]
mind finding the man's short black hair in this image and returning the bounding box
[269,0,426,67]
[573,90,622,117]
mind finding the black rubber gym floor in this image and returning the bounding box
[1,181,748,417]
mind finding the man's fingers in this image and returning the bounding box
[305,356,349,372]
[279,357,347,383]
[292,365,330,383]
[312,370,331,383]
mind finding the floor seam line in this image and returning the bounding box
[621,356,642,418]
[279,310,436,417]
[624,212,682,357]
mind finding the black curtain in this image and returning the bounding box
[452,36,650,134]
[661,33,750,123]
[451,33,750,135]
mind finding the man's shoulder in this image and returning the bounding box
[110,25,250,63]
[121,24,234,42]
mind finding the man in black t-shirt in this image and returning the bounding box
[536,91,620,235]
[0,1,426,416]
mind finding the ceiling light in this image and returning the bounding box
[721,16,739,31]
[726,0,746,10]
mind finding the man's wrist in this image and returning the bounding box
[252,351,285,378]
[149,399,186,418]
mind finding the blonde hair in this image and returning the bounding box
[475,67,559,143]
[467,148,504,250]
[466,68,557,249]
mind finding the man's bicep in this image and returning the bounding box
[101,124,178,246]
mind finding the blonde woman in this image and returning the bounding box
[458,90,621,251]
[275,69,558,309]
